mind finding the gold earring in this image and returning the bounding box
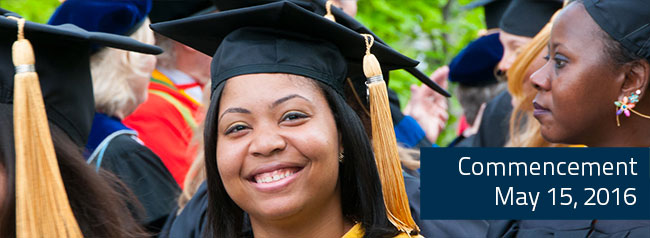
[615,89,650,126]
[338,152,344,163]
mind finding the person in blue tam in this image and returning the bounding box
[48,0,181,233]
[447,32,507,147]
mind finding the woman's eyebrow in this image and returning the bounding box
[219,107,250,121]
[271,94,310,108]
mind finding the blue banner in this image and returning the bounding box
[420,147,650,219]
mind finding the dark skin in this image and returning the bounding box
[531,2,650,147]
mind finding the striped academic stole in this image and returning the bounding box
[148,69,201,131]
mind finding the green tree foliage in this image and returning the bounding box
[1,0,59,24]
[357,0,485,145]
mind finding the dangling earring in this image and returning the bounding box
[614,89,650,126]
[338,152,344,163]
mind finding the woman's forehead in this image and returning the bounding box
[551,3,602,51]
[225,73,318,91]
[219,73,323,105]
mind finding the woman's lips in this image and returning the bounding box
[247,164,304,193]
[253,167,300,184]
[533,101,551,117]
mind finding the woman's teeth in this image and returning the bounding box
[254,169,295,184]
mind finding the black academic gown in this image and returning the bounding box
[159,182,209,238]
[487,220,650,238]
[100,134,181,233]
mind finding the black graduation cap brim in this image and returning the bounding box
[3,24,162,56]
[211,0,450,97]
[213,0,312,11]
[151,1,417,74]
[311,0,449,97]
[0,19,163,55]
[149,0,215,23]
[1,11,161,146]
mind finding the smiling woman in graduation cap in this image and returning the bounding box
[0,7,161,238]
[151,1,425,237]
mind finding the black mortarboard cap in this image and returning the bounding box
[463,0,512,29]
[0,10,162,147]
[499,0,563,37]
[149,0,215,23]
[212,0,311,11]
[210,0,450,97]
[449,33,503,86]
[151,1,420,97]
[584,0,650,59]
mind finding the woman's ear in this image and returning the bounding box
[620,59,650,100]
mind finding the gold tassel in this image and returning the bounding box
[9,16,83,238]
[324,0,336,22]
[361,33,420,236]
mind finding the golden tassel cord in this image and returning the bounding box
[9,16,83,238]
[361,34,420,236]
[324,1,336,22]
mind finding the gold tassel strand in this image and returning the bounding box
[361,33,420,236]
[324,0,336,22]
[10,16,83,238]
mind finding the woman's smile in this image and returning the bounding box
[246,162,306,193]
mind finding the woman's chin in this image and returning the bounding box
[248,198,304,220]
[540,125,568,145]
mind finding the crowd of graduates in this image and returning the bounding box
[1,0,650,237]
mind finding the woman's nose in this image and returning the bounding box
[249,126,287,157]
[498,49,516,73]
[530,63,552,92]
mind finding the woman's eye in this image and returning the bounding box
[225,123,250,135]
[553,58,567,69]
[552,53,568,69]
[281,111,308,122]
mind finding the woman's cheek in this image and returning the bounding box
[217,144,241,180]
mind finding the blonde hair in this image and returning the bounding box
[90,18,155,116]
[505,12,565,148]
